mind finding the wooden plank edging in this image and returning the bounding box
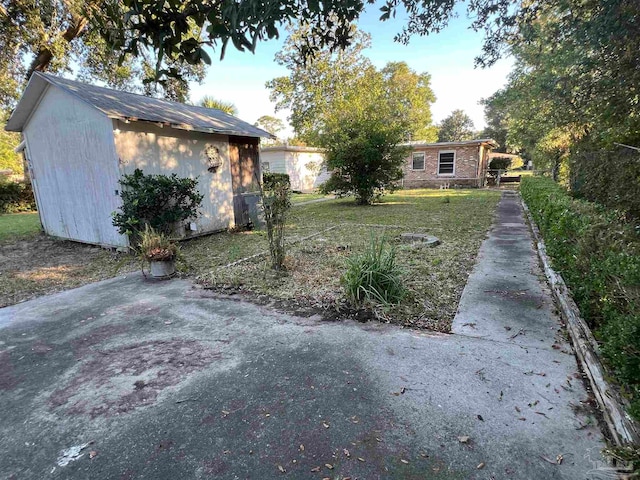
[521,198,640,445]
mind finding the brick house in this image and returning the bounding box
[401,139,498,188]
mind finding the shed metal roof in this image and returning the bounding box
[6,72,273,138]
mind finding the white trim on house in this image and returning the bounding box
[411,151,426,170]
[437,150,456,176]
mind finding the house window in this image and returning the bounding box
[412,152,425,170]
[262,162,270,172]
[438,151,455,175]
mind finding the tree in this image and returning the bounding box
[198,96,238,116]
[319,110,410,205]
[267,25,374,144]
[0,113,22,174]
[437,110,475,142]
[380,62,437,142]
[267,25,436,144]
[0,0,205,113]
[254,116,284,138]
[96,0,555,86]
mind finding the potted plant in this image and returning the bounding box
[139,225,178,278]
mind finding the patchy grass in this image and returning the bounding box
[190,189,501,331]
[0,235,138,307]
[0,189,500,331]
[0,212,41,242]
[291,192,330,204]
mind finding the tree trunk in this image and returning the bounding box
[25,13,89,80]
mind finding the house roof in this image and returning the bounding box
[404,139,499,149]
[5,72,274,138]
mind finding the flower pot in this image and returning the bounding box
[149,259,176,278]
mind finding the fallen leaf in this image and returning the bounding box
[457,436,470,444]
[343,449,350,457]
[325,463,334,470]
[221,410,230,415]
[322,422,330,429]
[556,454,564,464]
[400,459,409,464]
[518,417,527,421]
[310,466,321,472]
[515,406,521,413]
[89,451,97,459]
[375,437,382,442]
[477,414,484,421]
[400,387,406,394]
[420,453,428,458]
[477,462,485,469]
[299,444,305,452]
[277,465,285,473]
[357,457,365,462]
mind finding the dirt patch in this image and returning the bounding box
[50,339,221,417]
[0,235,137,307]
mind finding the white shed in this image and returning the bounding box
[259,145,329,193]
[5,73,272,248]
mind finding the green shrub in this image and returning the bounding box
[112,169,203,237]
[570,145,640,222]
[342,235,406,306]
[0,179,36,214]
[521,176,640,417]
[259,172,291,270]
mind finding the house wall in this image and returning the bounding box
[260,149,328,192]
[403,145,482,188]
[113,120,235,234]
[22,86,128,247]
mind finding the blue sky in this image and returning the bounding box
[189,5,513,138]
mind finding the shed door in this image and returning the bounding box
[229,136,260,226]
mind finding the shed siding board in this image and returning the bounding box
[113,120,235,233]
[403,145,482,188]
[23,86,127,247]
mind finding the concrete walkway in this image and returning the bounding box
[0,192,606,479]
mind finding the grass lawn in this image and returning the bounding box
[290,192,330,204]
[0,189,501,331]
[0,212,41,242]
[0,213,138,307]
[184,188,501,331]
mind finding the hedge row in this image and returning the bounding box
[0,180,37,214]
[521,177,640,418]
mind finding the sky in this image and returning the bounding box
[188,4,514,138]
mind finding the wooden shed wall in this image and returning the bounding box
[23,86,127,247]
[113,121,235,234]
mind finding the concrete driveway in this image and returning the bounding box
[0,277,604,479]
[0,193,606,479]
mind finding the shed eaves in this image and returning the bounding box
[6,72,273,138]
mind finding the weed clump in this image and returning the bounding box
[342,235,406,306]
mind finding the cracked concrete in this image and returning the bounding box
[0,192,606,479]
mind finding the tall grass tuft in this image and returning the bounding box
[342,234,406,306]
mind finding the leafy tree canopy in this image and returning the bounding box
[267,24,436,144]
[94,0,542,85]
[255,115,285,138]
[437,110,475,142]
[198,96,238,116]
[0,0,206,115]
[482,0,640,185]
